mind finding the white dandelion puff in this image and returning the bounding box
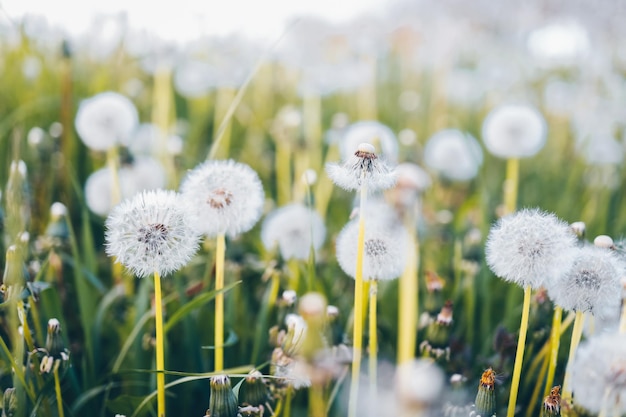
[548,246,622,317]
[326,142,396,191]
[481,104,547,159]
[179,160,265,238]
[261,203,326,261]
[571,332,626,414]
[336,204,410,281]
[75,91,139,151]
[105,189,200,278]
[423,129,483,181]
[486,208,577,289]
[395,359,445,408]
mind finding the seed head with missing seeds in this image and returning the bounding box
[325,142,396,191]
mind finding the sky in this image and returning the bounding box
[1,0,389,42]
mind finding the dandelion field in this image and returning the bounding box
[1,1,626,417]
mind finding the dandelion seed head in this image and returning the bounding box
[395,359,445,407]
[594,235,614,249]
[180,160,265,238]
[261,203,326,261]
[424,129,483,181]
[75,91,139,151]
[482,104,547,159]
[548,246,622,316]
[325,142,396,191]
[105,189,200,278]
[50,202,67,219]
[336,204,410,281]
[486,208,577,289]
[571,332,626,413]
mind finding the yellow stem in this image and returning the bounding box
[562,310,585,403]
[310,384,326,417]
[106,146,121,206]
[53,362,65,417]
[284,386,293,417]
[398,230,418,364]
[504,158,519,215]
[215,233,226,371]
[17,301,35,352]
[348,174,368,417]
[153,271,166,417]
[544,306,562,397]
[525,349,549,417]
[276,138,292,206]
[369,280,378,405]
[506,285,531,417]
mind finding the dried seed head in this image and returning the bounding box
[325,141,396,191]
[542,386,561,416]
[436,301,454,325]
[570,221,586,239]
[474,368,497,416]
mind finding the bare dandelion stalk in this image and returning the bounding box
[504,158,519,215]
[348,170,368,417]
[154,270,166,417]
[562,310,585,403]
[215,233,226,371]
[544,306,563,397]
[53,361,65,417]
[506,284,531,417]
[369,279,378,405]
[398,227,418,364]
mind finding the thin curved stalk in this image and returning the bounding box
[153,271,166,417]
[506,285,531,417]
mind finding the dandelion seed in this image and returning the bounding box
[548,246,622,317]
[326,142,396,191]
[486,208,577,289]
[180,160,264,238]
[105,189,200,278]
[571,332,626,413]
[75,91,139,151]
[481,104,547,159]
[261,203,326,261]
[423,129,483,181]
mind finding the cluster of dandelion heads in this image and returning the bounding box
[105,189,200,278]
[325,142,396,191]
[336,203,410,281]
[75,91,139,151]
[261,203,326,261]
[571,332,626,414]
[423,129,483,181]
[486,208,577,289]
[339,121,399,163]
[179,160,264,238]
[481,104,547,159]
[548,245,622,317]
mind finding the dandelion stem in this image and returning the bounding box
[544,306,562,397]
[106,146,121,206]
[153,270,166,417]
[53,361,65,417]
[619,302,626,333]
[284,385,293,417]
[215,233,226,371]
[398,227,418,364]
[562,310,585,403]
[504,158,519,215]
[348,171,368,417]
[369,280,378,406]
[506,285,531,417]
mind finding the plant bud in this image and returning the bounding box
[208,375,239,417]
[474,368,496,417]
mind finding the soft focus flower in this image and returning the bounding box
[179,160,265,238]
[527,20,590,66]
[173,59,214,98]
[261,203,326,261]
[326,142,396,191]
[105,189,200,277]
[336,203,410,281]
[577,134,623,166]
[339,121,399,164]
[423,129,483,181]
[571,332,626,414]
[387,162,432,213]
[395,359,445,409]
[486,208,577,289]
[548,246,622,318]
[75,91,139,151]
[481,104,547,159]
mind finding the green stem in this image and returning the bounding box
[544,307,562,397]
[53,362,65,417]
[506,285,531,417]
[215,233,226,371]
[397,226,418,364]
[153,271,166,417]
[562,311,585,403]
[348,173,368,417]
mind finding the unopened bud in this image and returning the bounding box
[208,375,239,417]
